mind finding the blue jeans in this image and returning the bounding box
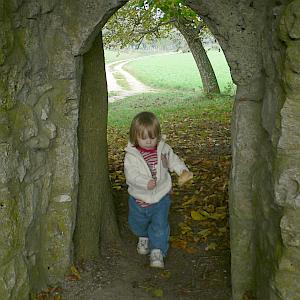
[128,194,171,256]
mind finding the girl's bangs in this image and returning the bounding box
[139,124,158,139]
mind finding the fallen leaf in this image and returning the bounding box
[142,286,164,298]
[152,288,164,297]
[70,265,81,280]
[205,242,217,251]
[178,222,192,235]
[160,270,171,278]
[209,212,226,220]
[185,246,198,254]
[198,229,211,237]
[191,211,207,221]
[66,274,80,281]
[171,239,187,249]
[36,294,48,300]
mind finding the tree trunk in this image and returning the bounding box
[74,33,119,262]
[175,21,220,95]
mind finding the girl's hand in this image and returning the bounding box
[147,179,156,190]
[178,170,193,186]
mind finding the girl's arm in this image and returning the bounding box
[124,153,152,189]
[166,145,189,176]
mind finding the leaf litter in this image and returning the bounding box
[106,109,232,298]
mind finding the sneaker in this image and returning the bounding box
[137,237,150,255]
[150,249,164,268]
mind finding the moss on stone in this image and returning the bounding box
[279,1,300,44]
[0,197,21,265]
[287,41,300,73]
[0,124,10,140]
[0,49,5,66]
[38,202,74,286]
[0,2,14,66]
[0,77,16,111]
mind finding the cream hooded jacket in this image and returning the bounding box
[124,138,188,204]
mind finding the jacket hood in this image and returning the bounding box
[125,135,167,154]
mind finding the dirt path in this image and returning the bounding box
[60,192,231,300]
[106,52,181,102]
[106,57,156,102]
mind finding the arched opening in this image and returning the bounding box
[72,1,233,299]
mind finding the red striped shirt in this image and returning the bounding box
[137,146,158,179]
[135,146,158,207]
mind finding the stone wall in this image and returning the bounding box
[273,1,300,298]
[1,0,300,299]
[0,0,124,298]
[253,2,285,298]
[188,0,300,299]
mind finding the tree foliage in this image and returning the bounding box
[103,0,209,49]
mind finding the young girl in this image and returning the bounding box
[124,111,192,268]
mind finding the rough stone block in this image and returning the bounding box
[275,168,300,208]
[280,210,300,247]
[287,41,300,73]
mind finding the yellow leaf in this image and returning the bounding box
[70,265,81,280]
[191,211,207,221]
[205,242,217,251]
[209,212,226,220]
[199,210,210,218]
[178,222,192,234]
[143,286,164,298]
[182,196,197,207]
[152,288,163,297]
[113,185,122,190]
[160,270,171,278]
[198,229,211,237]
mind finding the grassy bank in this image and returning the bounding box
[108,91,233,133]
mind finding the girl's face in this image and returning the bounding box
[137,131,158,149]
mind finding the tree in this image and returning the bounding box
[175,16,220,94]
[103,0,220,95]
[74,33,120,262]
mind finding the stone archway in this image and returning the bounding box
[0,0,299,299]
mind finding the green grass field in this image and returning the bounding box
[108,91,233,132]
[123,50,234,93]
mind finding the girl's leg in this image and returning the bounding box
[128,196,150,237]
[147,194,171,256]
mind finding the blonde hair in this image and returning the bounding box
[129,112,161,146]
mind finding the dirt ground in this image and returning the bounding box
[60,189,231,300]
